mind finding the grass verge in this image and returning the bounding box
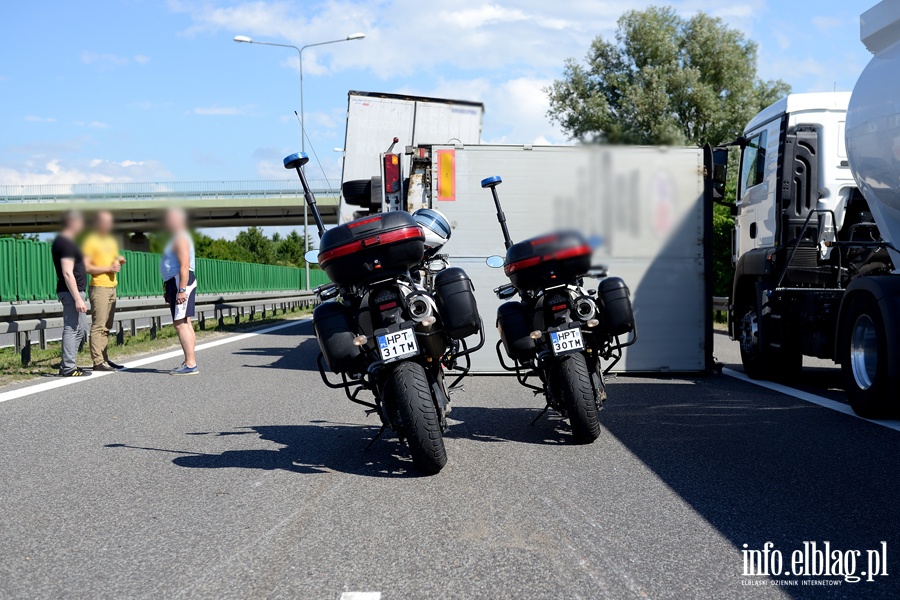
[0,307,312,388]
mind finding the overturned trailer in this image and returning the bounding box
[341,143,713,374]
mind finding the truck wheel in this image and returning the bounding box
[385,361,447,474]
[840,294,894,418]
[550,353,601,444]
[342,179,372,206]
[736,292,801,381]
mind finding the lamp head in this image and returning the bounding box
[233,35,253,43]
[347,32,366,40]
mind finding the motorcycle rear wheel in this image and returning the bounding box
[386,361,448,474]
[550,353,601,444]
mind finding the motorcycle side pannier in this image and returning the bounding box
[434,267,480,339]
[598,277,634,336]
[318,211,425,286]
[313,301,362,373]
[504,230,592,291]
[497,301,535,361]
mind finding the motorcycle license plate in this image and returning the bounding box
[550,328,584,355]
[377,328,419,363]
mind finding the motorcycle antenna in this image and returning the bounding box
[294,110,337,195]
[284,152,327,239]
[480,176,513,249]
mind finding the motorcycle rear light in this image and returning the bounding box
[552,303,567,311]
[353,335,368,346]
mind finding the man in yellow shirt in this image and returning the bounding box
[82,211,126,371]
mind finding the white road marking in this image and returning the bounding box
[340,594,381,600]
[722,367,900,433]
[0,318,311,405]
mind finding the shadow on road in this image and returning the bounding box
[232,321,322,372]
[449,405,578,445]
[106,422,425,478]
[601,377,900,599]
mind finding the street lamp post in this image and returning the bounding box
[234,32,365,289]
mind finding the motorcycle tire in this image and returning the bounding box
[386,361,447,474]
[550,353,601,444]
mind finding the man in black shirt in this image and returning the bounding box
[52,210,90,377]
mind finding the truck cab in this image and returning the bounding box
[734,93,854,261]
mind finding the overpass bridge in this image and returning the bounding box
[0,180,341,235]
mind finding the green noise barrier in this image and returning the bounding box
[0,238,328,302]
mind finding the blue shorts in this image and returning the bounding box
[164,272,197,321]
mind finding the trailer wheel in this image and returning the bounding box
[342,179,372,206]
[840,294,894,418]
[736,290,801,381]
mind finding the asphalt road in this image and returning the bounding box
[1,320,899,599]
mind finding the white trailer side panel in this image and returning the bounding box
[339,92,483,223]
[431,144,707,373]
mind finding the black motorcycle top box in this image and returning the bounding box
[504,230,592,291]
[319,211,425,286]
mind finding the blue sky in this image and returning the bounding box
[0,0,872,189]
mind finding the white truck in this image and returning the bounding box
[723,0,900,416]
[338,91,484,224]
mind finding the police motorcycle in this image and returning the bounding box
[480,176,636,443]
[285,152,484,474]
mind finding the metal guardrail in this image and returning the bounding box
[0,179,338,203]
[713,296,728,312]
[3,291,318,366]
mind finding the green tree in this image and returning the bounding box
[275,230,308,267]
[235,226,275,265]
[546,6,790,146]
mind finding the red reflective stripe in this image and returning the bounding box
[552,304,567,311]
[529,234,558,246]
[347,216,382,228]
[319,226,424,266]
[503,244,591,276]
[379,301,398,310]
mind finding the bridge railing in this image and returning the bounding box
[0,237,330,302]
[0,179,339,203]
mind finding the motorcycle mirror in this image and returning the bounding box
[283,152,310,169]
[485,255,505,268]
[304,249,319,265]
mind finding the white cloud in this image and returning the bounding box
[0,158,172,186]
[399,76,567,145]
[80,51,151,67]
[812,16,845,31]
[73,120,110,128]
[192,105,249,116]
[81,51,130,66]
[24,115,56,123]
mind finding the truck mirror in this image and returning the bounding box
[712,148,729,201]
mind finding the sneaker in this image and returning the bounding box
[60,367,90,377]
[93,363,118,372]
[106,360,126,370]
[170,364,199,376]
